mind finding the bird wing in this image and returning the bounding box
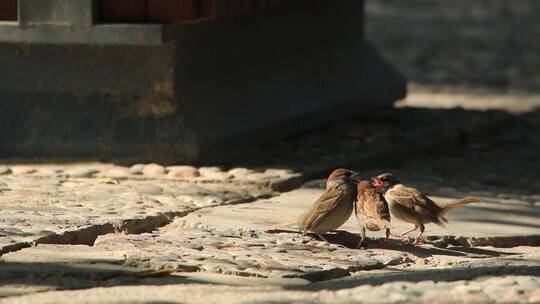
[357,188,384,218]
[299,187,346,232]
[386,184,442,224]
[356,187,391,229]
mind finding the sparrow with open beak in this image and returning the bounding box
[372,173,480,245]
[290,168,358,242]
[354,179,392,248]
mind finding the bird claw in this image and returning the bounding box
[389,232,407,239]
[412,238,424,246]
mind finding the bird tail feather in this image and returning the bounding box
[439,196,480,217]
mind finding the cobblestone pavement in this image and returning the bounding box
[1,104,539,303]
[2,274,539,304]
[2,1,540,303]
[0,163,301,255]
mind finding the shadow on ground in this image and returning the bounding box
[3,255,538,296]
[299,264,540,291]
[2,107,539,200]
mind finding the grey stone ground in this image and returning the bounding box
[1,106,538,303]
[2,1,540,303]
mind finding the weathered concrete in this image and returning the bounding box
[180,188,540,247]
[1,1,540,302]
[366,0,540,94]
[1,274,538,304]
[0,94,539,302]
[0,23,166,45]
[0,163,299,255]
[2,239,539,300]
[3,184,536,299]
[0,0,405,162]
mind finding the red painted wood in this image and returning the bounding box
[0,0,17,21]
[97,0,276,24]
[99,0,147,22]
[148,0,199,24]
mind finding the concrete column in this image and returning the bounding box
[19,0,95,27]
[0,0,407,163]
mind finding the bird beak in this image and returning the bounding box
[371,177,383,187]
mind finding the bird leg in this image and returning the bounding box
[400,225,419,237]
[388,231,404,238]
[385,228,391,240]
[388,225,418,241]
[356,228,367,249]
[412,224,425,245]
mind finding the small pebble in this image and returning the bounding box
[11,166,37,175]
[199,167,222,175]
[0,165,12,175]
[107,166,132,177]
[64,168,98,178]
[167,166,200,178]
[38,168,63,175]
[200,171,232,180]
[129,164,145,175]
[143,163,166,176]
[264,168,293,176]
[228,168,253,178]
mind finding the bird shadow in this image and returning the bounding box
[365,241,519,259]
[267,229,520,259]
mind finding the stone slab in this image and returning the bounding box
[5,185,532,291]
[179,188,540,246]
[0,164,301,256]
[2,186,539,300]
[1,275,538,304]
[2,241,539,299]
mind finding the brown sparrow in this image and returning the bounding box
[275,169,358,243]
[372,173,479,245]
[354,180,392,248]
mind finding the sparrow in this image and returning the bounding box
[372,173,480,245]
[273,169,358,243]
[354,179,392,248]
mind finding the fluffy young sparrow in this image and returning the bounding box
[276,168,358,243]
[354,180,392,248]
[372,173,479,245]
